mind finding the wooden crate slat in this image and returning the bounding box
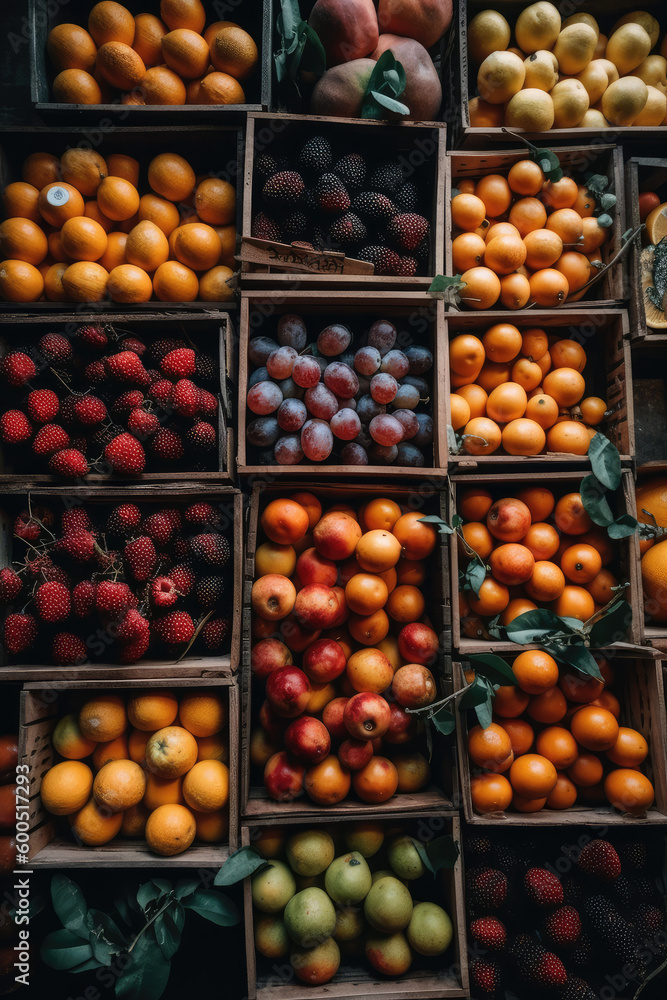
[625,156,667,342]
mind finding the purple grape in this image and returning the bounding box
[330,407,361,441]
[304,383,339,420]
[357,376,371,397]
[392,383,420,409]
[403,375,429,396]
[370,373,398,404]
[314,356,329,375]
[380,349,409,379]
[354,346,381,376]
[323,361,359,399]
[413,412,433,446]
[355,424,372,449]
[396,442,425,467]
[248,336,279,367]
[274,434,304,465]
[292,355,321,388]
[317,324,352,357]
[405,345,433,375]
[341,442,368,465]
[301,418,334,461]
[356,395,386,423]
[247,381,283,415]
[278,377,304,399]
[336,397,356,411]
[369,442,398,464]
[247,415,280,447]
[266,346,298,380]
[369,413,404,446]
[277,398,307,432]
[248,366,269,389]
[393,409,419,440]
[277,314,307,351]
[367,320,397,356]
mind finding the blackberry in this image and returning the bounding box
[195,575,226,608]
[631,902,665,939]
[570,932,593,968]
[466,834,493,863]
[618,841,648,871]
[369,161,403,195]
[394,181,419,211]
[329,212,367,246]
[562,976,598,1000]
[562,875,583,908]
[585,895,644,970]
[195,354,217,385]
[510,932,544,978]
[333,153,366,190]
[315,173,350,214]
[252,212,282,241]
[189,533,231,567]
[611,874,634,909]
[357,244,401,275]
[632,877,658,904]
[280,210,310,242]
[91,423,124,453]
[352,191,397,220]
[262,171,305,205]
[466,867,508,913]
[255,153,281,179]
[299,136,332,173]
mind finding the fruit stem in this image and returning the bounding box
[126,897,175,954]
[406,684,469,716]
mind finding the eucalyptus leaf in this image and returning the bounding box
[464,558,487,597]
[600,193,617,211]
[580,474,614,526]
[369,90,410,115]
[459,674,493,709]
[504,607,577,642]
[116,932,171,1000]
[468,653,517,686]
[113,896,133,927]
[71,957,105,973]
[361,51,407,119]
[215,846,270,886]
[174,879,200,900]
[588,599,632,647]
[137,883,165,913]
[51,875,89,941]
[608,515,639,538]
[280,0,302,37]
[299,24,326,76]
[428,273,462,298]
[430,706,456,735]
[40,929,95,971]
[183,890,240,927]
[451,514,463,528]
[588,433,621,490]
[586,174,609,195]
[418,514,454,531]
[474,696,494,730]
[86,909,126,966]
[597,213,613,228]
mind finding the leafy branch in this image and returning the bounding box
[418,514,487,597]
[274,0,326,98]
[500,130,564,182]
[361,51,409,119]
[581,433,639,539]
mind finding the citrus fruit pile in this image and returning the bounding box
[450,160,612,309]
[636,474,667,623]
[638,191,667,330]
[46,0,257,106]
[468,3,666,131]
[0,146,236,304]
[40,689,229,856]
[458,485,623,635]
[250,822,454,986]
[449,324,606,457]
[250,492,441,806]
[467,650,655,817]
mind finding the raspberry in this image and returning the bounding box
[252,212,282,241]
[153,610,195,644]
[84,360,107,384]
[186,421,216,451]
[105,350,149,384]
[466,867,508,912]
[117,629,150,664]
[357,245,401,275]
[76,324,108,350]
[95,580,136,616]
[39,332,72,365]
[72,580,97,617]
[470,957,500,996]
[470,916,507,952]
[33,424,70,456]
[117,608,150,642]
[169,562,195,596]
[35,581,71,622]
[0,410,32,444]
[171,379,199,417]
[148,338,186,366]
[127,408,160,439]
[184,503,221,527]
[2,352,36,386]
[73,395,107,425]
[150,576,179,607]
[161,348,196,379]
[14,510,46,542]
[27,389,59,424]
[524,868,564,907]
[143,511,174,546]
[200,615,230,651]
[107,503,142,536]
[112,389,144,414]
[49,448,89,478]
[104,433,146,475]
[151,427,184,462]
[0,568,22,602]
[387,213,430,252]
[352,191,397,221]
[120,337,146,356]
[51,632,87,666]
[533,951,567,987]
[329,212,367,246]
[577,839,621,882]
[544,905,581,946]
[189,533,231,567]
[3,613,38,655]
[196,389,218,418]
[315,173,350,214]
[263,171,305,205]
[149,379,173,407]
[124,536,157,582]
[56,529,96,562]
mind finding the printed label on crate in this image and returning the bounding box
[239,237,374,275]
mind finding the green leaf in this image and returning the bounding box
[40,929,95,971]
[137,882,170,914]
[536,150,563,182]
[588,433,621,490]
[588,599,632,647]
[459,674,493,709]
[418,514,454,533]
[51,875,89,941]
[87,909,126,966]
[369,90,410,115]
[362,51,408,119]
[155,904,184,960]
[597,213,613,228]
[174,879,200,900]
[428,273,462,298]
[469,653,517,687]
[430,706,456,735]
[600,193,617,212]
[183,890,239,927]
[503,608,578,643]
[279,0,302,38]
[447,424,459,453]
[608,515,639,538]
[543,641,602,678]
[113,897,133,927]
[116,933,171,1000]
[580,474,614,527]
[413,835,460,877]
[464,558,487,597]
[586,173,609,195]
[299,24,326,76]
[474,696,494,730]
[215,845,270,886]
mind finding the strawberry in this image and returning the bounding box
[51,632,87,666]
[96,580,136,616]
[169,562,195,596]
[200,615,230,651]
[263,170,305,205]
[38,332,72,365]
[56,529,96,562]
[186,421,216,451]
[149,379,173,407]
[544,905,581,947]
[161,348,196,380]
[72,580,97,617]
[107,503,142,536]
[153,610,195,644]
[76,323,108,350]
[120,337,146,356]
[171,379,199,417]
[352,191,397,221]
[196,389,218,418]
[358,245,401,275]
[33,424,70,456]
[0,410,32,444]
[0,568,22,602]
[252,212,282,241]
[105,351,149,384]
[118,629,150,664]
[148,338,186,366]
[49,448,89,478]
[116,608,150,642]
[150,576,179,606]
[185,503,221,527]
[3,613,38,654]
[35,580,71,622]
[151,427,184,462]
[315,173,350,213]
[190,533,230,567]
[469,957,500,996]
[387,213,429,251]
[524,868,563,907]
[27,389,59,423]
[112,389,144,414]
[124,536,157,581]
[127,408,160,439]
[104,432,146,475]
[195,575,225,607]
[143,511,175,546]
[61,509,91,534]
[329,212,367,246]
[299,136,332,172]
[470,917,507,952]
[466,867,508,912]
[73,395,107,425]
[84,360,107,384]
[577,839,621,882]
[2,352,36,386]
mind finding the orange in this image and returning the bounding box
[53,68,103,105]
[41,760,93,815]
[470,772,513,813]
[541,176,578,210]
[554,493,593,535]
[567,752,604,787]
[526,686,567,724]
[642,540,667,621]
[546,773,578,809]
[524,394,558,430]
[509,753,557,798]
[146,726,198,778]
[179,693,227,737]
[128,728,151,765]
[482,323,523,363]
[459,487,493,521]
[70,796,124,845]
[535,350,551,376]
[462,417,502,455]
[60,148,108,196]
[162,27,210,78]
[93,759,146,813]
[452,232,486,271]
[572,184,595,217]
[604,770,654,816]
[581,216,607,253]
[144,773,185,810]
[502,418,546,456]
[450,393,471,430]
[133,12,168,66]
[511,357,542,391]
[121,802,150,837]
[127,689,178,731]
[449,334,485,378]
[153,260,199,301]
[500,272,530,309]
[542,368,585,407]
[88,2,135,46]
[535,727,579,769]
[507,159,545,196]
[457,178,476,194]
[47,23,98,72]
[195,178,236,226]
[492,685,530,719]
[0,218,48,266]
[512,649,559,694]
[2,181,41,224]
[394,559,424,587]
[485,221,520,244]
[570,706,619,751]
[560,543,602,584]
[23,152,60,190]
[552,585,595,622]
[148,152,196,202]
[500,597,538,626]
[98,231,127,272]
[451,193,486,232]
[392,512,437,560]
[392,750,430,793]
[520,328,548,361]
[182,759,229,811]
[108,264,153,303]
[160,0,206,32]
[345,573,389,615]
[459,266,501,309]
[145,802,197,856]
[213,222,236,266]
[476,359,511,392]
[138,194,180,237]
[547,420,591,456]
[96,176,140,222]
[484,234,527,275]
[196,733,228,764]
[461,522,494,561]
[495,717,534,756]
[522,524,559,562]
[172,223,222,271]
[59,216,108,262]
[199,265,234,301]
[53,714,97,760]
[193,808,229,843]
[512,792,547,812]
[385,584,424,622]
[196,72,246,106]
[140,65,188,105]
[523,228,563,270]
[84,199,114,233]
[508,197,547,236]
[125,220,170,272]
[546,208,584,247]
[587,568,619,605]
[550,339,587,372]
[262,498,310,545]
[209,24,258,80]
[579,396,606,425]
[529,268,569,307]
[96,41,146,91]
[355,530,401,574]
[516,486,555,521]
[605,727,649,767]
[468,722,514,771]
[489,543,535,585]
[486,382,527,422]
[555,252,592,293]
[475,174,512,217]
[92,735,130,771]
[468,577,510,616]
[79,695,127,742]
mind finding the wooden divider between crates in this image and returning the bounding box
[625,157,667,343]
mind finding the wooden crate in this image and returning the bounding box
[241,481,455,821]
[625,156,667,343]
[627,469,667,653]
[448,469,643,653]
[444,0,667,148]
[445,309,634,468]
[29,0,271,120]
[455,659,667,825]
[0,126,243,310]
[0,312,235,482]
[19,675,239,866]
[0,485,243,678]
[446,145,628,307]
[237,291,447,477]
[241,112,446,289]
[629,341,667,469]
[241,813,468,1000]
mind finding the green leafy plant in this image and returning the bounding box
[274,0,326,98]
[500,130,564,182]
[41,874,239,1000]
[361,51,409,119]
[418,513,487,597]
[581,432,639,539]
[584,173,616,229]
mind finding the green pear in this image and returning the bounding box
[251,860,296,913]
[343,821,384,858]
[284,888,336,948]
[325,852,372,905]
[371,868,408,886]
[286,829,335,876]
[365,930,413,975]
[333,906,366,942]
[254,913,290,958]
[388,835,426,880]
[407,901,453,956]
[364,876,413,933]
[290,936,340,985]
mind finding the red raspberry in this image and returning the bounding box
[117,608,150,642]
[150,576,179,607]
[3,613,38,654]
[544,905,582,947]
[117,629,150,664]
[84,360,107,384]
[76,324,108,350]
[51,632,87,666]
[73,395,107,425]
[49,448,89,478]
[14,509,51,542]
[96,580,136,616]
[184,503,221,527]
[161,348,196,379]
[35,580,71,622]
[470,916,507,952]
[186,421,216,451]
[151,428,184,462]
[27,389,59,423]
[143,511,175,546]
[149,380,173,406]
[39,332,72,365]
[169,562,195,596]
[104,432,146,475]
[124,536,157,581]
[170,379,199,417]
[200,616,230,651]
[153,610,195,644]
[120,337,146,356]
[190,533,231,567]
[72,580,97,617]
[107,503,142,536]
[524,869,564,907]
[56,528,96,562]
[196,389,218,418]
[60,509,91,534]
[105,351,149,384]
[112,389,144,414]
[2,352,36,386]
[0,569,22,602]
[0,410,32,444]
[127,408,159,439]
[33,424,70,456]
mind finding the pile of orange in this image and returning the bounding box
[47,0,257,106]
[450,159,610,309]
[40,689,229,856]
[468,649,655,817]
[449,323,606,457]
[458,485,622,636]
[636,474,667,622]
[0,147,237,303]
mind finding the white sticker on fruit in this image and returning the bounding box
[46,186,69,206]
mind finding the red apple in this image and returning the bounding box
[266,666,312,718]
[397,622,439,665]
[264,751,306,802]
[278,614,321,653]
[251,638,293,680]
[330,586,350,627]
[383,701,417,744]
[322,697,349,741]
[392,664,437,709]
[259,699,288,741]
[302,638,347,683]
[296,547,338,587]
[294,585,340,630]
[284,716,331,764]
[343,693,391,741]
[338,738,374,771]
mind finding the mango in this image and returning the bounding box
[371,34,442,119]
[310,59,375,117]
[309,0,379,66]
[378,0,453,50]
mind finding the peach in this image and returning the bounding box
[304,754,351,805]
[338,737,374,771]
[346,648,394,693]
[392,664,437,709]
[251,574,296,621]
[343,692,391,740]
[296,547,338,587]
[377,0,453,49]
[322,697,349,740]
[284,716,331,765]
[250,639,292,680]
[261,499,309,545]
[294,584,340,630]
[302,638,347,683]
[313,511,362,561]
[308,0,379,65]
